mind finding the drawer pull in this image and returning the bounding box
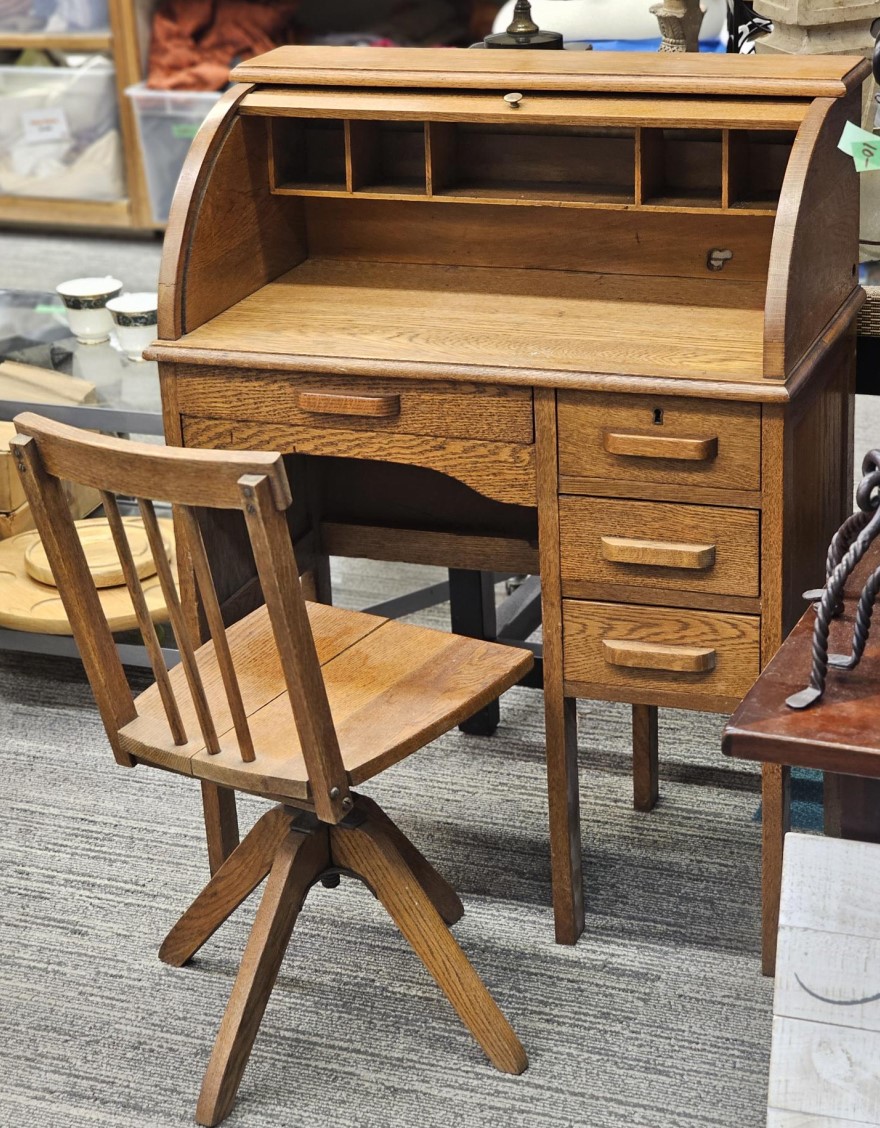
[296,391,401,418]
[602,429,718,462]
[600,536,716,571]
[601,639,717,674]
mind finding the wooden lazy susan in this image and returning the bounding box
[0,517,176,635]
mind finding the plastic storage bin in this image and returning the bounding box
[126,84,221,224]
[0,0,108,34]
[0,60,124,201]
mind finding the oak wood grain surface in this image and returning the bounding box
[559,496,760,599]
[231,46,869,98]
[120,600,531,799]
[173,366,535,443]
[240,89,813,130]
[557,391,762,491]
[563,600,761,705]
[163,259,768,384]
[181,416,536,508]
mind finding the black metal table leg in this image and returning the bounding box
[448,568,501,736]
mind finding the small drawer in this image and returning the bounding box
[563,599,760,707]
[557,391,761,494]
[559,496,760,598]
[173,364,534,444]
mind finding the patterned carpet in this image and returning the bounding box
[0,555,775,1128]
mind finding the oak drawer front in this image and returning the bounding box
[563,600,760,705]
[174,366,534,444]
[557,392,761,493]
[559,497,760,598]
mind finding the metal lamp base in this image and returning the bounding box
[483,28,564,49]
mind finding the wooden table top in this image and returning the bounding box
[723,541,880,778]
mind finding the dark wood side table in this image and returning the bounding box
[723,539,880,862]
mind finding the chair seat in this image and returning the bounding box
[119,601,532,801]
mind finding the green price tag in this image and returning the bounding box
[838,120,880,172]
[171,122,200,140]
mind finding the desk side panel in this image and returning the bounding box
[160,96,307,339]
[763,93,861,380]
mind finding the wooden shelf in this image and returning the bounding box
[356,180,426,196]
[0,194,131,228]
[438,182,634,206]
[0,0,155,231]
[0,30,112,50]
[642,191,723,210]
[263,116,786,216]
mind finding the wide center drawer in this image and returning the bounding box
[563,599,761,710]
[559,496,760,598]
[557,391,761,494]
[173,364,534,444]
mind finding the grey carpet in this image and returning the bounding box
[1,555,774,1128]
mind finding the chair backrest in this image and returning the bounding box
[10,412,351,823]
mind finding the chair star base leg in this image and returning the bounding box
[160,805,297,968]
[331,810,527,1076]
[195,826,330,1127]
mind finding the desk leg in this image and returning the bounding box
[761,762,791,976]
[546,692,585,944]
[302,553,332,605]
[201,781,241,876]
[449,569,500,736]
[632,705,659,812]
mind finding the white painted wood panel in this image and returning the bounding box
[768,1110,879,1127]
[779,835,880,940]
[768,1015,880,1123]
[775,926,880,1033]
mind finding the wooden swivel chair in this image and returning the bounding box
[11,413,530,1126]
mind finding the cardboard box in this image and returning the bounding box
[0,485,101,539]
[0,422,25,512]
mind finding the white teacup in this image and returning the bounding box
[106,292,159,362]
[56,276,123,344]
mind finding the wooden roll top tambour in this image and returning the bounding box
[150,46,870,967]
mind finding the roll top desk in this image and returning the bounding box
[150,46,870,974]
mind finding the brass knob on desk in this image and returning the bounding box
[504,92,524,109]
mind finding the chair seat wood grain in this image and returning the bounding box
[120,601,532,799]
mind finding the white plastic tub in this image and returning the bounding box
[125,84,221,224]
[0,0,108,34]
[0,60,124,201]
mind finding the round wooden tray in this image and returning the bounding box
[0,517,176,635]
[24,517,169,589]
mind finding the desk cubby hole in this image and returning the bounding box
[637,127,723,209]
[347,120,428,195]
[270,118,347,192]
[724,129,796,212]
[427,122,636,206]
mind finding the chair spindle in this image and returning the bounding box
[137,498,221,756]
[100,491,187,746]
[178,505,256,763]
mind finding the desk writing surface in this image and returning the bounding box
[171,259,766,384]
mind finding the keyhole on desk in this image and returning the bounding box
[653,408,664,425]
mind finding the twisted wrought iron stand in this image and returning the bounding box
[786,449,880,709]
